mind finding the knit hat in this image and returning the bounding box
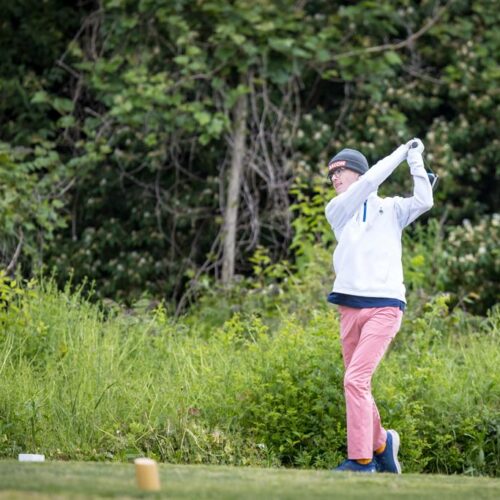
[328,148,369,176]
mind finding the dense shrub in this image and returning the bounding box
[441,215,500,313]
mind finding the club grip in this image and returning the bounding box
[411,141,418,148]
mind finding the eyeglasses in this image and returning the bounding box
[327,166,347,182]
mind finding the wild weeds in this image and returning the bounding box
[0,275,498,475]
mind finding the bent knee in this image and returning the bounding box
[344,372,370,393]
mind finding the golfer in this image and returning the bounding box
[325,139,433,473]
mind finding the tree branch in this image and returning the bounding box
[328,0,455,62]
[6,230,24,275]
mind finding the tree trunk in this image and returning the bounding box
[222,89,248,284]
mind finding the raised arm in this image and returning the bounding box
[394,139,434,227]
[325,144,408,230]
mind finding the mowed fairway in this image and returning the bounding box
[0,461,499,499]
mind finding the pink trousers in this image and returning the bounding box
[338,305,403,459]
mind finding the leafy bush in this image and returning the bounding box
[400,216,500,314]
[379,297,500,476]
[0,144,67,270]
[441,215,499,313]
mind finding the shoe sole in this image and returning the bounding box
[388,429,402,474]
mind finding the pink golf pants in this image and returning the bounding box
[339,305,403,459]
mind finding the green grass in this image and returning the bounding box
[0,461,499,499]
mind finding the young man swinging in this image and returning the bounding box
[325,139,434,473]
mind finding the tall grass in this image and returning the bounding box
[0,276,498,476]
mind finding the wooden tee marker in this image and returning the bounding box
[134,458,161,492]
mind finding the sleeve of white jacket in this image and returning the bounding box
[394,151,434,228]
[325,144,407,230]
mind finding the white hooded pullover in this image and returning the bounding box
[325,145,434,303]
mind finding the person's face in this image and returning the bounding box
[328,167,360,194]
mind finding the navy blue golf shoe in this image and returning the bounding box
[374,429,401,474]
[333,459,376,473]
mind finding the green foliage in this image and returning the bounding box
[229,312,345,468]
[21,0,326,301]
[379,297,500,476]
[0,0,498,307]
[289,179,335,270]
[0,278,498,475]
[441,215,500,313]
[0,144,67,269]
[400,216,499,314]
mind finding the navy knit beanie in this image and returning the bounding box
[328,148,369,175]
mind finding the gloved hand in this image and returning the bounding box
[406,138,425,154]
[406,138,425,170]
